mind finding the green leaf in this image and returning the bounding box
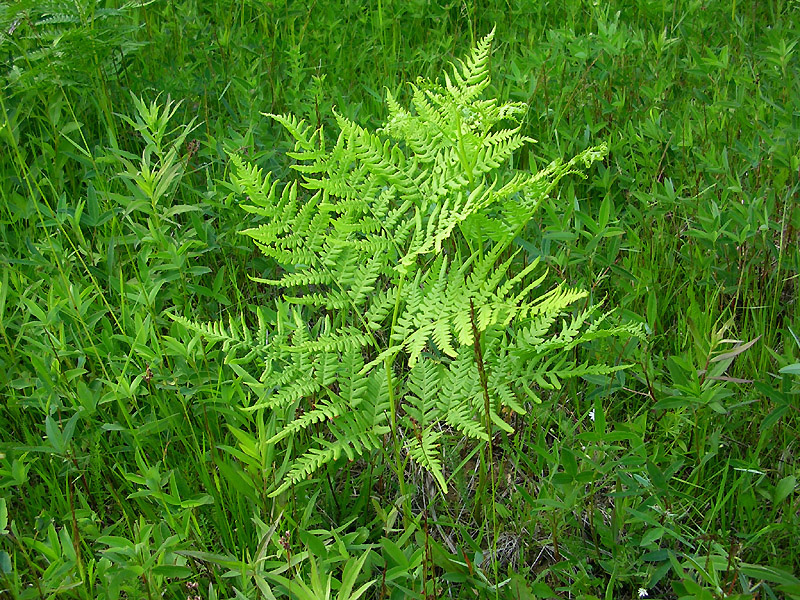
[0,498,7,533]
[299,530,328,561]
[381,537,409,569]
[531,581,558,598]
[509,574,536,600]
[151,564,193,578]
[774,475,796,504]
[779,362,800,375]
[339,552,373,600]
[739,563,800,586]
[551,472,574,486]
[180,494,215,508]
[639,527,664,547]
[0,551,10,575]
[561,448,578,477]
[710,335,760,363]
[776,583,800,599]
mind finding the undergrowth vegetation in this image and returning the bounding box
[1,1,799,599]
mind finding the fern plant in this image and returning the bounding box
[171,29,642,499]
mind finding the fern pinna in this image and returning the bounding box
[171,30,642,498]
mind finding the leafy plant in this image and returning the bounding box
[172,30,642,504]
[1,0,142,99]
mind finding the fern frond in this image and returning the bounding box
[439,351,487,440]
[285,291,351,310]
[364,288,397,331]
[269,432,378,497]
[445,27,495,104]
[288,327,373,355]
[267,398,342,444]
[346,254,386,307]
[407,428,448,493]
[246,377,320,412]
[445,397,488,442]
[265,112,319,152]
[337,346,370,408]
[254,267,334,288]
[406,360,444,426]
[167,312,266,358]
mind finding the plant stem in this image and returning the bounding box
[470,299,499,594]
[386,272,410,522]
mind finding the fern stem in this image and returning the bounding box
[455,112,475,186]
[386,272,410,521]
[469,299,500,594]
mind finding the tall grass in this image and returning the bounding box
[1,1,798,599]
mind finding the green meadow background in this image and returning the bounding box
[1,1,798,598]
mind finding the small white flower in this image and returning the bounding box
[588,409,595,421]
[638,588,649,598]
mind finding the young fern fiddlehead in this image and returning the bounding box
[171,29,643,499]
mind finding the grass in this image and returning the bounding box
[0,1,798,599]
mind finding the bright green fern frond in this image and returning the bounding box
[406,360,444,426]
[444,397,488,442]
[285,290,351,310]
[287,327,373,355]
[265,112,319,153]
[246,377,321,412]
[229,154,279,215]
[267,398,343,445]
[439,351,487,440]
[445,28,495,104]
[407,428,448,493]
[167,312,263,358]
[269,428,383,497]
[337,346,370,408]
[254,267,334,289]
[346,254,385,307]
